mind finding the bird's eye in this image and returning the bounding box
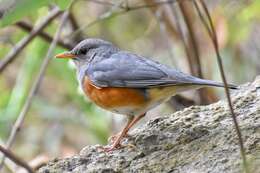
[78,48,87,55]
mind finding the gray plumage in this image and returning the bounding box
[70,38,237,90]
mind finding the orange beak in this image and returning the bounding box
[55,52,76,59]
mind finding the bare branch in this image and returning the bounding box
[68,8,121,39]
[68,12,84,42]
[127,0,178,10]
[171,4,195,75]
[0,11,69,170]
[0,145,34,173]
[16,21,74,50]
[155,8,177,65]
[178,1,202,78]
[193,0,249,172]
[69,0,178,38]
[87,0,118,6]
[178,1,215,104]
[0,7,61,74]
[88,0,178,10]
[143,0,179,41]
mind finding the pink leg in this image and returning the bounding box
[104,113,146,152]
[126,113,146,131]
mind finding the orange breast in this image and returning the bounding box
[82,77,147,109]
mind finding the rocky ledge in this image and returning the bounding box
[39,77,260,173]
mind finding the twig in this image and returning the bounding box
[68,5,122,39]
[0,140,21,173]
[87,0,118,6]
[0,145,34,173]
[69,0,178,38]
[178,1,214,104]
[16,21,74,50]
[0,11,69,170]
[155,8,176,65]
[143,0,179,43]
[68,12,84,42]
[193,1,249,172]
[127,0,178,10]
[171,4,196,75]
[88,0,178,10]
[178,1,203,78]
[0,7,61,74]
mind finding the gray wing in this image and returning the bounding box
[86,51,227,88]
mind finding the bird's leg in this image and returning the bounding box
[126,113,146,130]
[103,115,134,152]
[108,113,146,143]
[104,113,146,152]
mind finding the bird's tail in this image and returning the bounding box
[191,78,238,89]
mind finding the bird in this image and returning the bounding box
[55,38,237,151]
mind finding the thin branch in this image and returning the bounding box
[178,1,203,78]
[69,0,178,38]
[68,7,122,39]
[0,7,61,74]
[178,1,214,104]
[87,0,118,7]
[16,21,74,50]
[193,1,249,172]
[143,0,179,41]
[123,0,178,10]
[192,2,212,38]
[88,0,178,10]
[0,145,34,173]
[171,4,196,75]
[0,11,69,170]
[155,11,176,65]
[68,12,84,42]
[0,140,16,173]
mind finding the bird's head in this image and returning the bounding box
[55,38,116,66]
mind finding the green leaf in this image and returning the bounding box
[0,0,51,27]
[229,1,260,44]
[53,0,71,10]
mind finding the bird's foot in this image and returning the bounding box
[99,133,132,152]
[108,133,130,144]
[99,142,137,152]
[98,143,121,152]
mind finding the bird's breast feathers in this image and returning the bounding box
[81,76,193,116]
[82,76,147,111]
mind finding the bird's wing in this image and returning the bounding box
[86,51,223,88]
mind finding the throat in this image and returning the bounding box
[76,64,88,88]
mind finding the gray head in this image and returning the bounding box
[55,38,118,66]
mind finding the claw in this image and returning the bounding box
[108,133,130,144]
[98,143,122,152]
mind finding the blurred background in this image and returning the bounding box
[0,0,259,172]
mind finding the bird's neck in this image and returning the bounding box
[76,63,88,89]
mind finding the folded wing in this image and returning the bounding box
[86,51,236,89]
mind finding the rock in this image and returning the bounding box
[38,77,260,173]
